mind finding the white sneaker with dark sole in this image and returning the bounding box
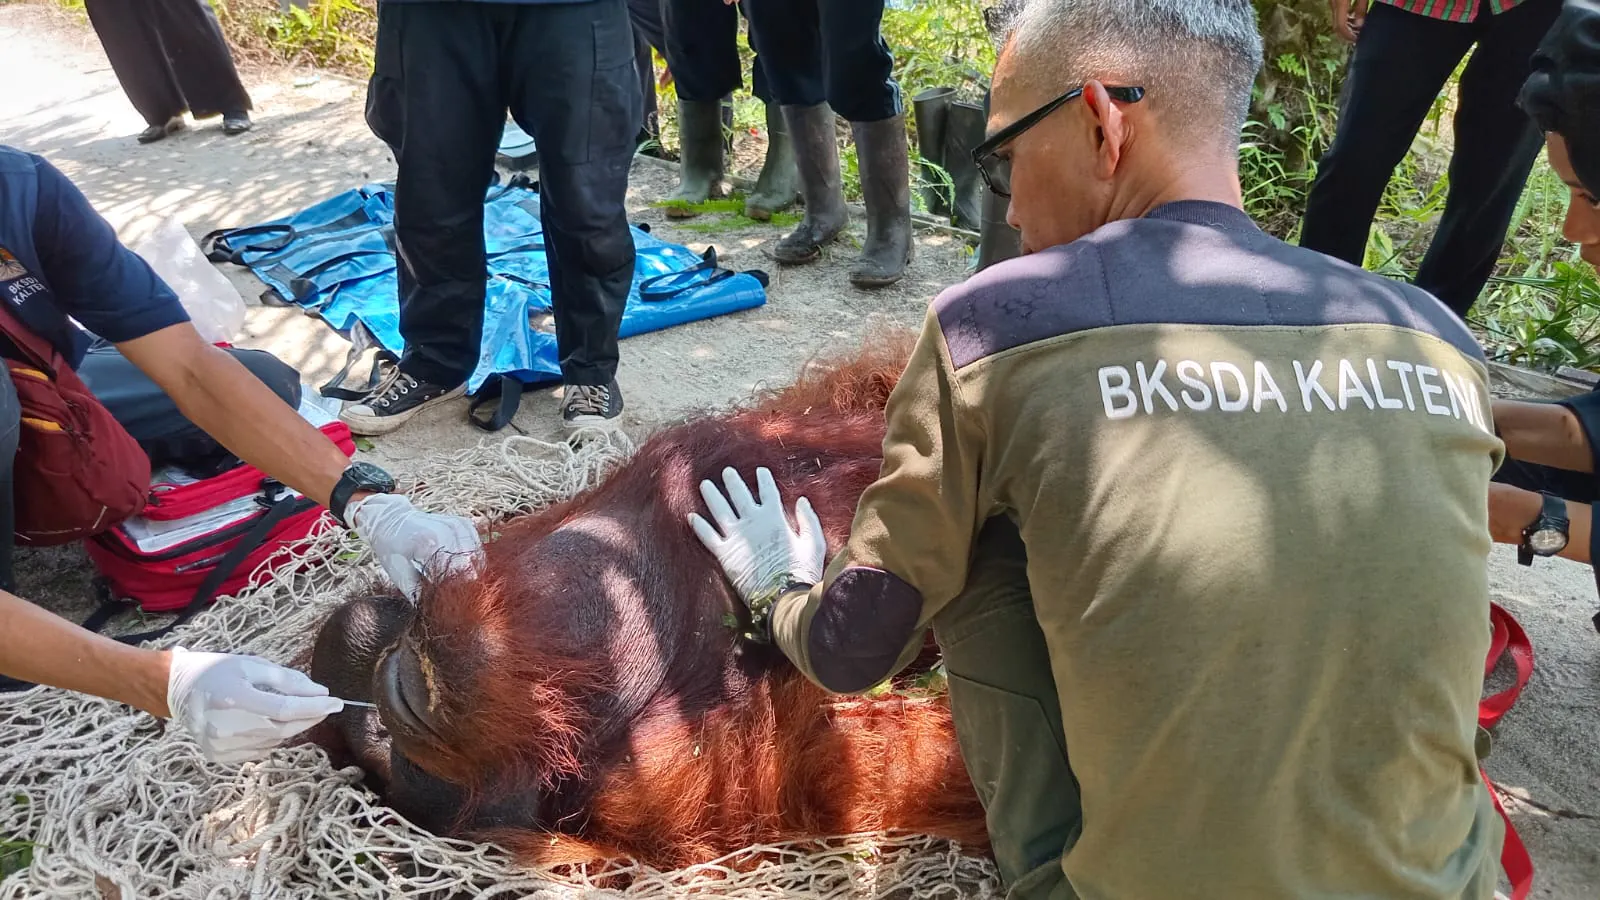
[340,366,467,436]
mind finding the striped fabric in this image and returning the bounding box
[1376,0,1527,23]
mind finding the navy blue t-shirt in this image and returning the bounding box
[0,145,189,368]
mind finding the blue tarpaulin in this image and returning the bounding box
[202,176,768,407]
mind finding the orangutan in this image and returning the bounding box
[304,337,990,870]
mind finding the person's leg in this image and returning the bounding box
[818,0,910,288]
[150,0,254,133]
[78,346,301,472]
[662,0,742,213]
[1414,0,1564,318]
[932,517,1081,900]
[627,0,664,147]
[1298,3,1475,266]
[82,0,188,140]
[745,0,848,261]
[508,0,640,431]
[343,1,505,436]
[0,364,17,594]
[739,2,800,220]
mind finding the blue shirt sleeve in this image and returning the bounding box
[28,154,190,343]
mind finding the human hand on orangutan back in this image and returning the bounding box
[689,466,826,605]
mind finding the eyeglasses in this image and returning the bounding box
[971,85,1146,198]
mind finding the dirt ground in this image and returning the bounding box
[0,4,1595,897]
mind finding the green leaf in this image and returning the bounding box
[0,840,34,879]
[353,437,376,453]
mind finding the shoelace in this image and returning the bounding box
[368,366,420,410]
[566,384,612,417]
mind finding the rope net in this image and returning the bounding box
[0,434,1000,899]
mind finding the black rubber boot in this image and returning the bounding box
[773,103,849,265]
[944,99,986,232]
[977,185,1022,271]
[665,98,726,219]
[912,86,955,220]
[745,101,800,221]
[849,115,914,289]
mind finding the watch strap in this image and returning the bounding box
[329,463,393,528]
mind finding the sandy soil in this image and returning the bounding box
[0,4,1595,897]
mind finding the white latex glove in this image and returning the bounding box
[166,647,344,764]
[348,493,484,602]
[688,466,826,603]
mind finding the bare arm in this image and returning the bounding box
[1493,399,1593,474]
[114,322,355,508]
[1489,482,1593,565]
[0,590,170,716]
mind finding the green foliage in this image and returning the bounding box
[235,0,375,72]
[648,195,801,233]
[0,839,34,880]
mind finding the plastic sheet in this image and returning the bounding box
[203,178,767,394]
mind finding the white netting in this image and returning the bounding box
[0,433,1000,899]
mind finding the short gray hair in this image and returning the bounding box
[995,0,1263,153]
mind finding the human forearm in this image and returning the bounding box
[117,325,352,507]
[0,590,170,716]
[1493,399,1593,473]
[1488,483,1593,564]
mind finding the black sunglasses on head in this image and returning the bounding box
[971,84,1146,198]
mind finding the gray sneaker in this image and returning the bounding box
[561,380,623,433]
[341,365,466,436]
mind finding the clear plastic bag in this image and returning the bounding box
[131,217,247,344]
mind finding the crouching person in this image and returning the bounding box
[1486,0,1600,634]
[691,2,1510,897]
[0,145,482,763]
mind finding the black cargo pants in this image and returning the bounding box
[1298,0,1562,319]
[741,0,900,123]
[662,0,771,105]
[365,0,642,389]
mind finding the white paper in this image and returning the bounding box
[120,386,331,554]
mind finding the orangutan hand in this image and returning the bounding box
[689,466,826,604]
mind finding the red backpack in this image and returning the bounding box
[0,300,149,545]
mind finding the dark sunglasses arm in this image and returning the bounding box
[971,84,1146,162]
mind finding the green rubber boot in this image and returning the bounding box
[666,99,726,219]
[744,101,801,221]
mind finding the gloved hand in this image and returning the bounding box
[688,466,826,605]
[166,647,344,764]
[348,493,484,602]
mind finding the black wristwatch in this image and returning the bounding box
[329,461,397,527]
[1518,492,1570,566]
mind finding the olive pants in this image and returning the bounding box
[933,516,1082,899]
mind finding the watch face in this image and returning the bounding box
[350,461,396,492]
[1529,527,1568,555]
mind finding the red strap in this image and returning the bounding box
[1480,603,1534,731]
[1479,603,1535,899]
[1483,768,1535,900]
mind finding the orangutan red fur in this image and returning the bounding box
[306,334,989,871]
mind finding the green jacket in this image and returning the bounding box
[773,201,1505,898]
